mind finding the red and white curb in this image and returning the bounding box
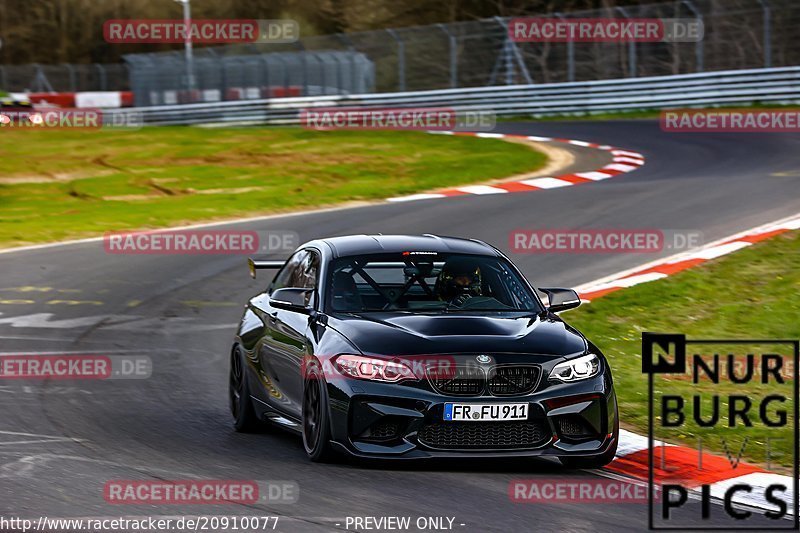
[610,429,795,513]
[577,213,800,301]
[387,131,645,202]
[578,213,800,513]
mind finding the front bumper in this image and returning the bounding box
[325,372,617,460]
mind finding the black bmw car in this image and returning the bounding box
[230,234,618,466]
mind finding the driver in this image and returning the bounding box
[435,256,482,305]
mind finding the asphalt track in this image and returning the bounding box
[1,120,800,532]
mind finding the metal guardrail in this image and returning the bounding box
[115,66,800,126]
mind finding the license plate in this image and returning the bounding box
[443,403,528,422]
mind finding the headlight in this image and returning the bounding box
[334,354,417,383]
[549,353,600,382]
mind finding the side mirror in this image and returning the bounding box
[539,288,581,313]
[270,288,313,313]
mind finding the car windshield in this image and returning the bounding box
[326,252,541,313]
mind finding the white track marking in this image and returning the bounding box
[613,156,645,165]
[611,149,644,158]
[454,185,508,195]
[519,177,572,189]
[574,171,614,181]
[603,163,640,172]
[616,429,675,457]
[0,313,237,331]
[387,193,447,202]
[0,313,114,329]
[581,272,667,294]
[675,241,751,261]
[707,473,795,513]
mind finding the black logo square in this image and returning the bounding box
[643,332,686,374]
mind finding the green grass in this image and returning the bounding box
[567,231,800,470]
[0,126,546,248]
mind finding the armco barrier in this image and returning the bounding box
[107,66,800,126]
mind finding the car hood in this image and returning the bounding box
[326,312,587,358]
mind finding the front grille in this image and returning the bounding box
[428,365,485,396]
[417,421,549,449]
[428,363,541,397]
[488,366,540,396]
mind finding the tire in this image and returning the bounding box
[229,345,262,432]
[302,366,336,463]
[560,405,619,469]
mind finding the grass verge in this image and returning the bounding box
[568,230,800,469]
[0,126,547,248]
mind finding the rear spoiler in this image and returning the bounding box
[248,258,285,279]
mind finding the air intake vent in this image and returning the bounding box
[557,415,596,439]
[418,421,548,449]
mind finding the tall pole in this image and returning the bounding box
[756,0,772,68]
[176,0,194,95]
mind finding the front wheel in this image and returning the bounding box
[229,345,261,432]
[302,366,336,463]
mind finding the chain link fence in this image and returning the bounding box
[1,0,798,101]
[125,49,375,106]
[0,63,129,93]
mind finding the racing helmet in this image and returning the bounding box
[436,256,482,301]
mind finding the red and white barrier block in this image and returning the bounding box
[28,91,134,109]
